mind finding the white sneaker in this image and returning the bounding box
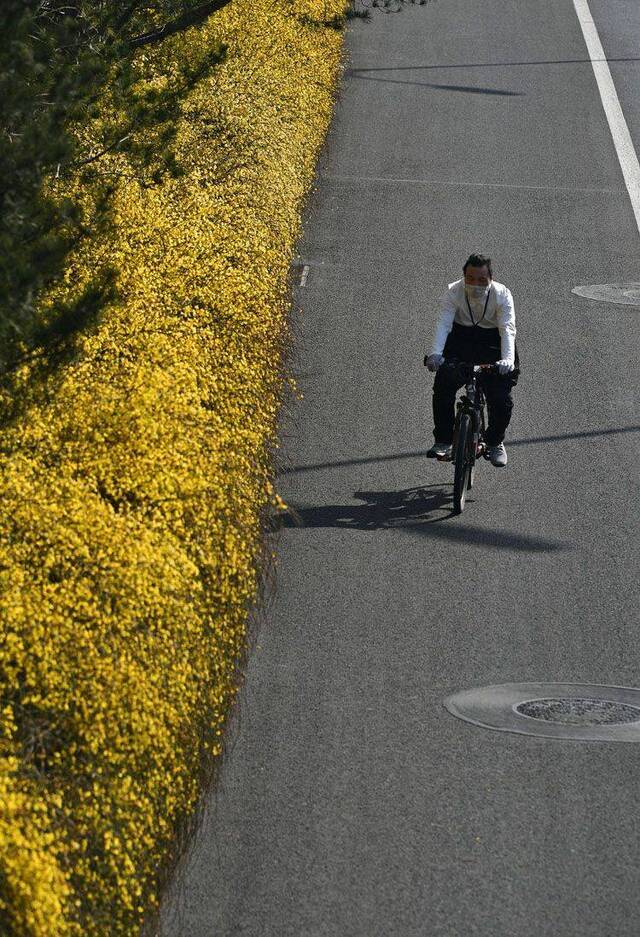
[427,441,452,460]
[487,443,508,467]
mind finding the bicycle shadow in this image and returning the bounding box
[275,484,569,553]
[279,484,453,531]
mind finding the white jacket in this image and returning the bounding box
[430,278,516,364]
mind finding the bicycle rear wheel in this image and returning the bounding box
[453,413,472,514]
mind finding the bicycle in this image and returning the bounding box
[431,359,499,514]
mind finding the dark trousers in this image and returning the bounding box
[432,367,514,446]
[432,323,518,446]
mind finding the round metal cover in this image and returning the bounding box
[515,697,640,726]
[571,283,640,306]
[444,683,640,742]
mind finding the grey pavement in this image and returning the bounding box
[158,1,640,934]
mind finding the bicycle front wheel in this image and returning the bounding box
[453,413,472,514]
[468,414,481,490]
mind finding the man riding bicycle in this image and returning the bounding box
[424,253,519,467]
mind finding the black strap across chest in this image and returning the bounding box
[465,287,491,327]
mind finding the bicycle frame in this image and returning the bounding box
[442,360,496,513]
[458,374,486,456]
[450,364,489,461]
[426,357,502,510]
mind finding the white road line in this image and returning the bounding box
[573,0,640,238]
[318,172,621,195]
[299,264,309,287]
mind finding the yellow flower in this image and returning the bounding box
[0,1,345,933]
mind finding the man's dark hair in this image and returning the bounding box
[463,253,493,277]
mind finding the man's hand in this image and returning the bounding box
[495,359,514,375]
[424,353,444,372]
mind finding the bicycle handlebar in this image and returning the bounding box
[439,359,499,375]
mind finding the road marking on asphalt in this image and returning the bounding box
[318,172,621,195]
[573,0,640,237]
[299,264,310,287]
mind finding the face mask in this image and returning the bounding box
[465,283,490,300]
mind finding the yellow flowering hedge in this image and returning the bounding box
[0,1,346,933]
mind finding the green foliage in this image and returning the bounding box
[0,0,227,381]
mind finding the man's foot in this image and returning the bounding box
[487,442,508,467]
[427,441,453,460]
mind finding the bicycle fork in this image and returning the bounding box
[457,398,485,459]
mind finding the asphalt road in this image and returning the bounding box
[158,1,640,934]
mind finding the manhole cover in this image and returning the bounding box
[516,697,640,726]
[571,283,640,306]
[444,683,640,741]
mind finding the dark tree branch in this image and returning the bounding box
[69,134,132,168]
[128,0,232,47]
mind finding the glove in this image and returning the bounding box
[495,359,514,375]
[424,353,444,372]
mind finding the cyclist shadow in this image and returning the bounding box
[278,484,454,531]
[276,485,570,552]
